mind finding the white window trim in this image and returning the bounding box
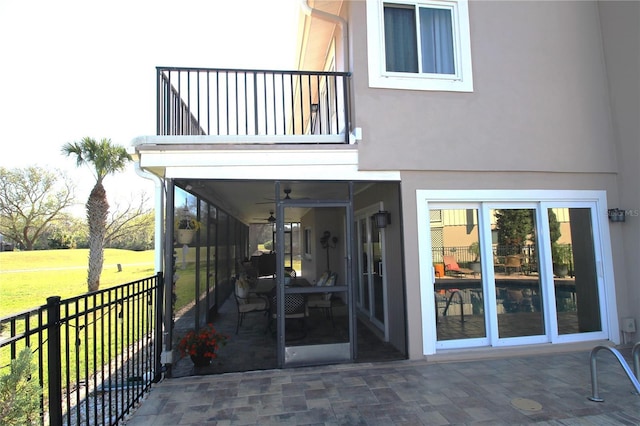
[416,190,618,355]
[366,0,474,92]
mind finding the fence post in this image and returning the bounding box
[46,296,63,426]
[153,272,164,383]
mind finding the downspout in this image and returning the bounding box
[299,0,350,73]
[134,162,164,274]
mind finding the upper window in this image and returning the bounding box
[366,0,473,92]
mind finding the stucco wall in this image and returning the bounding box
[348,0,617,174]
[598,0,640,340]
[399,170,621,359]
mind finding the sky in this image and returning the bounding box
[0,0,300,213]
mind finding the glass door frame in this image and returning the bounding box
[418,190,617,355]
[355,203,389,339]
[274,182,356,368]
[483,202,550,348]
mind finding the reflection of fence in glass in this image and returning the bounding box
[432,245,560,269]
[157,67,350,141]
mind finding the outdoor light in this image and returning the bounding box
[310,103,319,113]
[372,210,391,229]
[608,208,626,223]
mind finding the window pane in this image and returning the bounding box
[419,7,455,74]
[493,209,544,338]
[384,6,418,72]
[431,208,486,341]
[549,208,601,334]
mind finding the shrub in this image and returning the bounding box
[0,347,42,425]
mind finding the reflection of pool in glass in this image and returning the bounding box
[435,277,582,340]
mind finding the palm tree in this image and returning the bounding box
[62,137,131,292]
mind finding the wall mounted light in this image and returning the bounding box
[372,210,391,229]
[608,208,625,223]
[310,103,319,113]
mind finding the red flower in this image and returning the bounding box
[177,324,229,360]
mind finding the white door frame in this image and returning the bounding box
[355,202,390,340]
[417,189,618,355]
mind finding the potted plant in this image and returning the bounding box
[552,244,572,278]
[177,323,229,367]
[469,241,481,274]
[175,216,201,245]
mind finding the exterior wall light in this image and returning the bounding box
[372,210,391,228]
[608,208,625,223]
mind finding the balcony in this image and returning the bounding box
[157,67,352,144]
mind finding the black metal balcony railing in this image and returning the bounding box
[157,67,351,143]
[0,274,162,425]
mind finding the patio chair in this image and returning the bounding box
[503,255,523,275]
[267,292,308,339]
[443,255,474,277]
[234,276,269,334]
[307,272,337,328]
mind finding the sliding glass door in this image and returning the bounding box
[426,195,609,350]
[490,207,545,342]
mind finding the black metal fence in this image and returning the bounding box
[0,273,163,425]
[157,67,351,142]
[432,245,541,266]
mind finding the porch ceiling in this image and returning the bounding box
[134,143,400,224]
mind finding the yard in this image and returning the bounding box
[0,248,155,317]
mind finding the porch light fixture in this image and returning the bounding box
[310,103,319,113]
[372,210,391,229]
[608,208,625,223]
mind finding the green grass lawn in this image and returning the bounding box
[0,249,155,317]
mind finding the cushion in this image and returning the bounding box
[323,274,336,300]
[238,298,267,312]
[236,277,249,302]
[324,274,336,286]
[316,271,330,287]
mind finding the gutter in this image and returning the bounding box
[134,162,164,274]
[300,0,350,73]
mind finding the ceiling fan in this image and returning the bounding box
[252,211,276,223]
[256,188,293,204]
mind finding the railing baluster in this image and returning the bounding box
[280,74,287,135]
[155,68,351,141]
[47,297,63,426]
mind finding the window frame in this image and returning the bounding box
[416,189,618,355]
[366,0,474,92]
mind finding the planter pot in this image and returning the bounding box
[177,229,195,245]
[470,262,481,274]
[553,264,568,278]
[190,354,213,367]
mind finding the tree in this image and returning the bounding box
[62,137,131,292]
[104,194,154,251]
[495,209,534,254]
[0,166,75,250]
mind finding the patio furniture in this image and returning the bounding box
[443,255,474,277]
[250,252,276,277]
[267,291,309,339]
[307,272,338,328]
[503,255,523,275]
[234,277,269,334]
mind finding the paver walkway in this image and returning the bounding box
[125,346,639,425]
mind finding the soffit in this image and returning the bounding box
[297,0,345,71]
[136,144,400,224]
